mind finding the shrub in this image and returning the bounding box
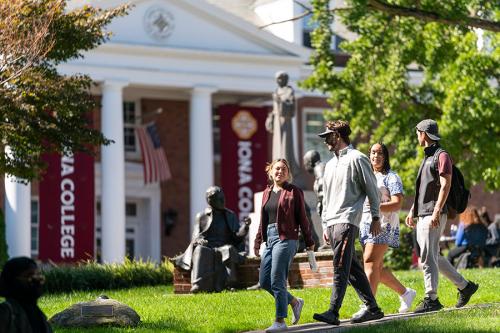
[42,258,174,294]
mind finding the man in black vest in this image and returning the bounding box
[405,119,478,312]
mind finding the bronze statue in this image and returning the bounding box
[304,150,328,250]
[174,186,250,293]
[303,150,326,217]
[266,71,300,176]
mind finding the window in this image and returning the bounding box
[302,12,346,51]
[123,101,137,153]
[303,109,331,163]
[126,202,137,217]
[302,13,317,48]
[31,200,39,257]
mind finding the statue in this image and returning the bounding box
[304,150,328,250]
[174,186,250,293]
[303,150,326,217]
[266,71,300,176]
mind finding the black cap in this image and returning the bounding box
[416,119,440,141]
[317,128,335,138]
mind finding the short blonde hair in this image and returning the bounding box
[265,158,292,184]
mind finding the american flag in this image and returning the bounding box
[136,122,172,184]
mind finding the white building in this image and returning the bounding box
[2,0,360,262]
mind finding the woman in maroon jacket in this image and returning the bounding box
[254,158,315,332]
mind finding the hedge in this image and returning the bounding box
[41,258,173,294]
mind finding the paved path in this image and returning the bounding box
[244,303,496,333]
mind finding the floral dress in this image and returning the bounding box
[359,170,403,248]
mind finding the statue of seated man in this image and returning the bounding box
[175,186,250,293]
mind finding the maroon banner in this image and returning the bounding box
[38,152,94,263]
[219,105,269,222]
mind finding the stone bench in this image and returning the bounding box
[172,251,334,294]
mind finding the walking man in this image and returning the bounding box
[313,120,384,325]
[406,119,478,312]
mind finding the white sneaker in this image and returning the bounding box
[265,321,287,332]
[291,298,304,325]
[399,288,417,313]
[352,304,367,319]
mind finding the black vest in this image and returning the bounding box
[414,144,448,217]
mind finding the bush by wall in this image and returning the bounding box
[42,258,173,294]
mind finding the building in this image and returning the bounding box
[4,0,498,263]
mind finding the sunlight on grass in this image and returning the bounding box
[37,268,500,333]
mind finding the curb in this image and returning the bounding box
[244,303,498,333]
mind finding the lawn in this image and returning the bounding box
[38,268,500,333]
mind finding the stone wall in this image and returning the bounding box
[172,251,334,294]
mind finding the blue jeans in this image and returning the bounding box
[259,224,297,318]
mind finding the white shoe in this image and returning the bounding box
[399,288,417,313]
[291,298,304,325]
[265,321,287,332]
[352,304,367,319]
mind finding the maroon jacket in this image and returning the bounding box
[254,182,314,254]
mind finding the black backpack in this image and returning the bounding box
[433,148,470,215]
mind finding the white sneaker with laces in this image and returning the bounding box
[291,297,304,325]
[399,288,417,313]
[265,321,287,332]
[352,304,367,319]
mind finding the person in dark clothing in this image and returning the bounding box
[406,119,478,313]
[448,207,488,266]
[0,257,53,333]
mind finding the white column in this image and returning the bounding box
[149,190,161,262]
[189,86,217,233]
[100,80,128,263]
[4,147,31,258]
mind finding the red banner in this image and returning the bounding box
[38,152,94,263]
[219,105,269,222]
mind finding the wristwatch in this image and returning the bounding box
[372,216,380,222]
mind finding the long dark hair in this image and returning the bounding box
[370,142,391,175]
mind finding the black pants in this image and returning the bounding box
[328,223,378,315]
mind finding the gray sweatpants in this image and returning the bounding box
[416,214,468,300]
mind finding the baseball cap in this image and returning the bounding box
[416,119,440,141]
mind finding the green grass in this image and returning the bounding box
[36,268,500,332]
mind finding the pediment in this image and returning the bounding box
[73,0,309,58]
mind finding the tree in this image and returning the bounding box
[0,0,128,180]
[302,0,499,193]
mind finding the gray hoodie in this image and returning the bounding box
[321,145,380,229]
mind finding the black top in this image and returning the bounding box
[264,190,281,225]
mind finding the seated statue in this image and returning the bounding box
[174,186,250,293]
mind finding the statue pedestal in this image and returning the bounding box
[247,190,325,256]
[248,191,263,257]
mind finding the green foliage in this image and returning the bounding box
[302,0,500,193]
[0,0,128,180]
[42,259,173,294]
[0,209,7,268]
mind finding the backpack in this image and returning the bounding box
[433,148,470,216]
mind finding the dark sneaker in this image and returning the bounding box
[414,297,443,313]
[313,310,340,325]
[350,307,384,323]
[456,281,479,308]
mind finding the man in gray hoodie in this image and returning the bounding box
[313,120,384,325]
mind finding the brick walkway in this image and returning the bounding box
[244,303,496,333]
